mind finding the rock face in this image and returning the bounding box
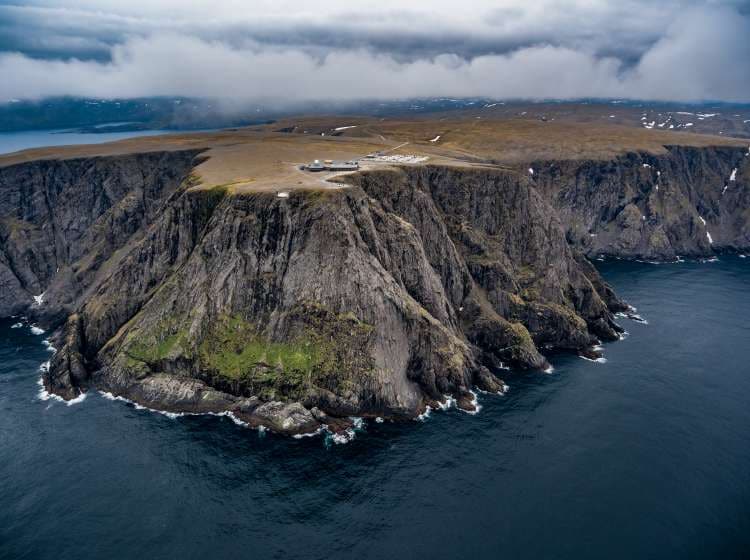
[531,145,750,260]
[2,144,747,434]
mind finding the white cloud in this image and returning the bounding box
[0,1,747,103]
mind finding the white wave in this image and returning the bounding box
[739,254,746,259]
[476,381,509,396]
[580,355,608,364]
[11,322,23,328]
[329,428,356,445]
[461,390,482,415]
[98,391,254,425]
[293,426,324,439]
[375,417,384,423]
[417,406,433,421]
[325,419,365,444]
[42,339,57,353]
[437,395,456,410]
[37,373,87,406]
[30,326,45,335]
[544,365,555,374]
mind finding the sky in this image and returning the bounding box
[0,0,749,105]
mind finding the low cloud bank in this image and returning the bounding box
[0,2,747,104]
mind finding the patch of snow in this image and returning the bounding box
[276,191,289,198]
[33,293,45,306]
[707,231,714,244]
[722,185,728,195]
[698,215,707,226]
[429,135,441,142]
[334,125,357,131]
[684,123,694,127]
[730,168,737,181]
[642,163,651,168]
[528,167,534,175]
[696,113,718,118]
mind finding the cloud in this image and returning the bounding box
[0,1,748,103]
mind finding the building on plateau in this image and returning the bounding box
[305,160,359,172]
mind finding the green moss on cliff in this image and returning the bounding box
[198,304,376,400]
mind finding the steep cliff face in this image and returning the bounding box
[3,155,623,435]
[531,145,750,260]
[9,144,745,435]
[0,151,203,318]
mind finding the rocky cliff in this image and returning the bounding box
[530,145,750,260]
[2,144,747,435]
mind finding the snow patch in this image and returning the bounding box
[729,168,737,182]
[33,293,45,306]
[333,125,357,131]
[429,135,441,143]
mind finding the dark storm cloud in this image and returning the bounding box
[0,0,748,103]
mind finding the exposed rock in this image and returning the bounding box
[531,146,750,259]
[4,145,745,434]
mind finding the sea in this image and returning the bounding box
[0,128,175,156]
[1,245,749,554]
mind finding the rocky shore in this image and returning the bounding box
[1,144,747,435]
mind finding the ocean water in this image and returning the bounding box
[0,128,175,156]
[1,258,749,560]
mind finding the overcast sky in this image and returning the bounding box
[0,0,748,104]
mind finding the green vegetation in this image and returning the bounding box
[122,303,377,401]
[127,327,190,363]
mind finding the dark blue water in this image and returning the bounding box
[1,258,749,559]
